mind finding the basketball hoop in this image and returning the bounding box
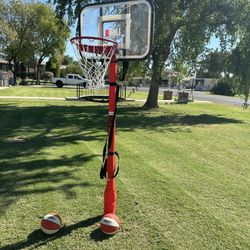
[70,36,118,88]
[70,0,155,234]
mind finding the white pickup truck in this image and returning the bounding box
[52,74,88,88]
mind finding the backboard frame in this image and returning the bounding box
[79,0,154,61]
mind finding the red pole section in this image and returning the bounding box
[104,60,117,214]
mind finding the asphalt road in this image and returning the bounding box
[134,87,248,107]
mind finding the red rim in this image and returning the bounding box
[70,36,119,56]
[70,36,118,46]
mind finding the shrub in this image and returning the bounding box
[210,79,235,96]
[61,63,83,77]
[41,71,53,81]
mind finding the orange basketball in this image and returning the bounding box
[41,212,62,235]
[100,213,120,235]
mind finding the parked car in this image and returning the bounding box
[52,74,89,88]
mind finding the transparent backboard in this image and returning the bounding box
[80,0,154,60]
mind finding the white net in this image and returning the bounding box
[71,37,118,88]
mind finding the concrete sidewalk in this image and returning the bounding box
[132,99,213,104]
[0,96,65,101]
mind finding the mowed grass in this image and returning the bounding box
[0,85,163,100]
[0,97,249,249]
[0,85,115,99]
[127,90,164,100]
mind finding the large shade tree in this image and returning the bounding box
[197,51,231,79]
[231,34,250,107]
[52,0,244,108]
[32,3,70,84]
[144,0,239,108]
[228,1,250,107]
[51,0,88,25]
[0,0,34,82]
[0,1,69,83]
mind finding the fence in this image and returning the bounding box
[76,84,127,100]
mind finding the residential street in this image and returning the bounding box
[135,87,249,107]
[1,85,248,107]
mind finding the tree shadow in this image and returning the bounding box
[0,104,243,139]
[117,106,243,132]
[0,215,103,250]
[0,104,106,212]
[0,104,107,159]
[0,153,98,213]
[0,103,243,213]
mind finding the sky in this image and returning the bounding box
[37,0,221,60]
[207,36,220,49]
[66,26,221,60]
[66,26,77,59]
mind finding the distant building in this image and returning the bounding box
[182,77,217,91]
[0,58,47,86]
[0,59,13,86]
[194,78,217,91]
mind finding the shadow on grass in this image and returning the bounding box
[0,104,243,139]
[0,215,103,250]
[0,104,106,213]
[0,153,97,213]
[0,103,243,213]
[118,106,243,132]
[90,228,115,242]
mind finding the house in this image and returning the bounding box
[194,78,217,91]
[182,77,217,91]
[0,58,48,86]
[0,59,13,86]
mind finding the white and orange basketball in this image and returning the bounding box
[41,212,62,235]
[100,213,120,235]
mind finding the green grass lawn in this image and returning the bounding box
[0,85,87,98]
[0,97,249,249]
[0,85,163,100]
[127,90,163,100]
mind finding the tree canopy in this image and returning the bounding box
[32,3,70,83]
[0,0,70,82]
[143,0,241,108]
[50,0,89,25]
[0,0,34,80]
[197,51,231,79]
[50,0,250,107]
[228,1,250,106]
[61,61,83,77]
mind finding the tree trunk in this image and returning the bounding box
[14,60,19,85]
[36,63,41,85]
[9,58,18,85]
[143,1,178,109]
[36,58,43,85]
[143,57,165,108]
[242,73,250,105]
[143,38,173,109]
